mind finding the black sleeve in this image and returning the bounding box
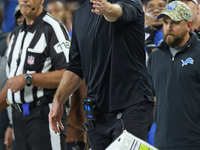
[147,53,155,96]
[115,0,143,23]
[66,22,83,79]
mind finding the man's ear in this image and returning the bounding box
[196,4,200,14]
[187,21,193,31]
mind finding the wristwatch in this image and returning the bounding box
[25,74,32,86]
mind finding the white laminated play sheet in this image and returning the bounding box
[106,130,158,150]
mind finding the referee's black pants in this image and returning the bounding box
[12,103,67,150]
[87,100,154,150]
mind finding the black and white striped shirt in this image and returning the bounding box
[6,10,70,104]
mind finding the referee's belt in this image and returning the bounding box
[11,97,52,113]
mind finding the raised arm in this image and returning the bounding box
[91,0,143,23]
[91,0,122,22]
[0,83,9,112]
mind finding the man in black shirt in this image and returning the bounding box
[148,1,200,149]
[49,0,154,149]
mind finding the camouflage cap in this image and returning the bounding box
[167,0,198,4]
[157,1,192,21]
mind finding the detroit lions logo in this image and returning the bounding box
[167,2,177,10]
[181,57,194,66]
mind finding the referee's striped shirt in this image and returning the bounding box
[6,10,70,104]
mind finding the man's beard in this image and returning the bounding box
[164,29,187,48]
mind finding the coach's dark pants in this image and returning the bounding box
[87,100,154,150]
[12,104,67,150]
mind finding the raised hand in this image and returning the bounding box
[91,0,111,15]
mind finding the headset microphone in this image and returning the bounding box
[31,7,36,11]
[31,0,41,11]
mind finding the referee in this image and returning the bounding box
[0,0,70,150]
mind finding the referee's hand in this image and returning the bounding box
[7,74,26,93]
[49,100,65,134]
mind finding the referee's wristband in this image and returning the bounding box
[6,100,11,106]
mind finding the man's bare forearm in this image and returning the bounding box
[0,84,9,112]
[103,3,122,22]
[92,0,122,22]
[53,70,83,105]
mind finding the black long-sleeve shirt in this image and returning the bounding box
[148,32,200,149]
[67,0,154,112]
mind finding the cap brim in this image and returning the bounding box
[157,11,184,21]
[157,13,164,19]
